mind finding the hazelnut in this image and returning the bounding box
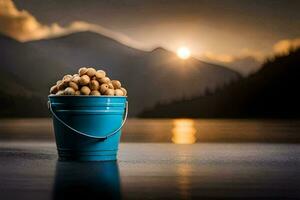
[90,90,101,96]
[111,80,121,89]
[72,74,80,84]
[80,86,91,95]
[108,82,114,89]
[57,82,66,90]
[69,81,79,90]
[56,90,64,96]
[86,67,97,77]
[98,77,110,84]
[104,89,114,96]
[50,85,58,94]
[62,80,71,88]
[64,87,76,95]
[79,75,90,85]
[62,76,72,86]
[100,83,109,94]
[63,75,73,82]
[95,70,106,79]
[78,67,88,76]
[114,89,124,96]
[56,80,62,85]
[120,87,127,96]
[89,80,99,90]
[75,90,81,96]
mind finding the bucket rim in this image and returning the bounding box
[48,95,127,98]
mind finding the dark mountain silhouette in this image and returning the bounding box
[0,32,240,117]
[0,68,48,117]
[139,48,300,118]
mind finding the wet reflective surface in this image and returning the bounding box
[1,118,300,142]
[0,142,300,199]
[53,161,121,200]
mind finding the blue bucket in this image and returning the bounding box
[48,96,128,161]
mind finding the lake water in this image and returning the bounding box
[0,118,300,143]
[0,142,299,199]
[1,119,300,199]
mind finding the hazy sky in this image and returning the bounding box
[14,0,300,54]
[2,0,300,75]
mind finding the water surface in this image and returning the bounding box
[1,118,300,143]
[0,119,300,199]
[0,142,299,199]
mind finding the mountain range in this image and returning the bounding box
[0,31,240,117]
[139,48,300,118]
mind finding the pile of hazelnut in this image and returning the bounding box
[49,67,127,96]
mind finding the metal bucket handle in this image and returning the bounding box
[48,101,128,140]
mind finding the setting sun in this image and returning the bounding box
[177,47,191,59]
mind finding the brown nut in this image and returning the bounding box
[86,67,96,77]
[108,82,114,89]
[63,74,73,82]
[79,75,90,85]
[120,87,127,96]
[75,90,81,95]
[80,86,91,95]
[98,77,110,84]
[56,90,65,96]
[50,85,58,94]
[56,80,62,85]
[69,81,79,90]
[63,76,72,86]
[114,89,124,96]
[57,82,66,90]
[111,80,121,89]
[90,90,101,96]
[78,67,88,76]
[100,83,109,94]
[95,70,106,79]
[89,80,99,90]
[62,76,72,87]
[62,80,71,87]
[64,87,76,95]
[104,89,114,96]
[72,74,81,84]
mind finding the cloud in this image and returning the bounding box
[0,0,65,41]
[200,38,300,76]
[66,21,144,49]
[226,56,262,76]
[202,51,234,63]
[273,38,300,55]
[0,0,144,49]
[201,50,263,76]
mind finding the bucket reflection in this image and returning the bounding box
[52,161,121,200]
[172,119,197,144]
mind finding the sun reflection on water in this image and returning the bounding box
[176,163,193,199]
[171,119,197,144]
